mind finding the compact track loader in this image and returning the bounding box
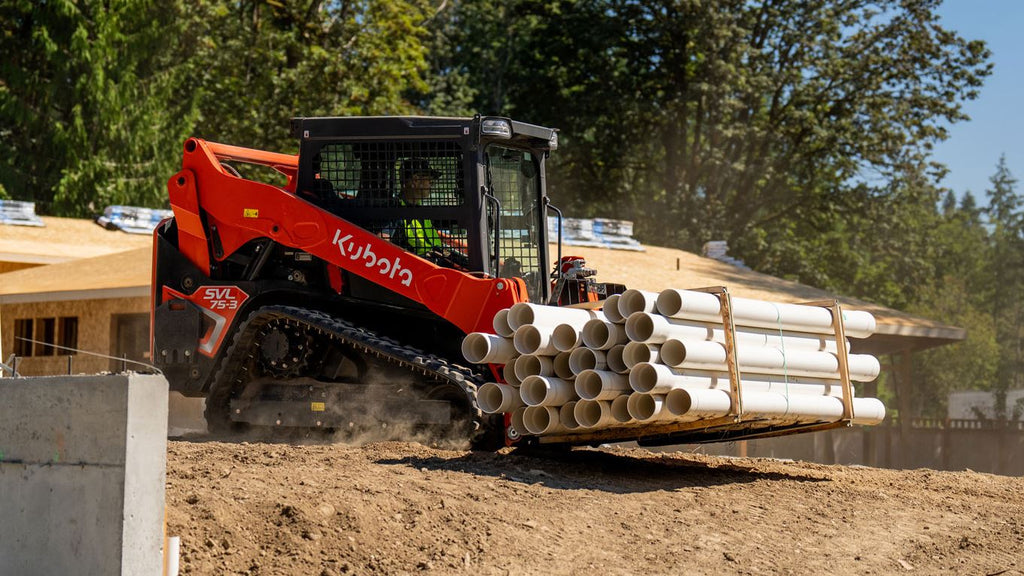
[151,115,881,449]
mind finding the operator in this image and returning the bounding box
[398,158,444,256]
[396,158,470,270]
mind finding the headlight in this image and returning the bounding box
[481,119,512,138]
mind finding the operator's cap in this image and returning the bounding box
[402,158,440,181]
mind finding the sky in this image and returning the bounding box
[931,0,1024,200]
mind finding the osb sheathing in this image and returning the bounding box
[1,296,149,376]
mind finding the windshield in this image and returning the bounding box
[485,145,545,302]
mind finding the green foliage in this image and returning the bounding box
[0,0,198,216]
[180,0,435,151]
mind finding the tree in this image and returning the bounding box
[984,156,1024,419]
[433,0,991,300]
[0,0,198,215]
[180,0,436,152]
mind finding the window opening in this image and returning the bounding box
[59,317,79,353]
[14,318,32,356]
[34,317,56,356]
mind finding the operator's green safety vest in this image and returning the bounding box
[397,197,443,256]
[403,217,443,256]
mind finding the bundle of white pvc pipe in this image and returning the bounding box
[461,287,886,439]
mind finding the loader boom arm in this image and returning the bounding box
[168,138,527,336]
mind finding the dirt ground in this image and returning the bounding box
[166,437,1024,576]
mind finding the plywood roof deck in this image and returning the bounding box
[0,216,153,264]
[0,247,151,303]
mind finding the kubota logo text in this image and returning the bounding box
[332,229,414,286]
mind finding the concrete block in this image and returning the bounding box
[0,374,168,576]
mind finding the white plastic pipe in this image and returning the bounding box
[606,344,629,374]
[574,399,618,428]
[628,363,853,396]
[582,319,629,350]
[523,405,568,435]
[617,289,660,318]
[623,342,661,369]
[569,347,607,375]
[626,393,674,422]
[508,302,605,330]
[503,362,521,387]
[559,401,581,430]
[602,294,626,324]
[492,308,515,338]
[553,351,575,380]
[659,339,881,382]
[611,394,635,424]
[625,312,846,352]
[656,289,876,339]
[664,387,732,417]
[462,332,517,364]
[477,382,524,414]
[511,407,528,436]
[513,325,560,356]
[166,536,181,576]
[575,369,631,401]
[514,354,555,380]
[665,388,885,425]
[520,375,577,407]
[552,323,584,352]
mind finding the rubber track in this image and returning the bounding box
[205,304,489,431]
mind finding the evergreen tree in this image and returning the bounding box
[984,156,1024,419]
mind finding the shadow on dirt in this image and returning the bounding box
[375,447,829,494]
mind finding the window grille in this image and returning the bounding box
[311,140,470,262]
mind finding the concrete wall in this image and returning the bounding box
[1,296,149,376]
[0,374,168,575]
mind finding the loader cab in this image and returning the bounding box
[291,115,558,303]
